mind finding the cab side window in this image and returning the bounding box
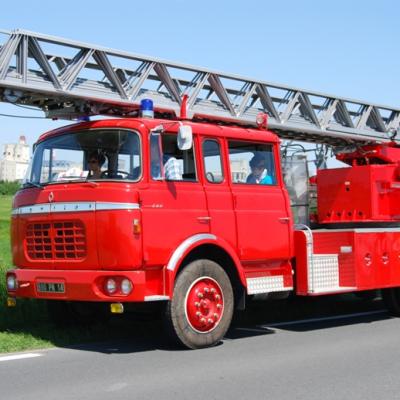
[151,133,197,181]
[228,141,276,185]
[203,139,224,183]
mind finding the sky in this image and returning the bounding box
[0,0,399,149]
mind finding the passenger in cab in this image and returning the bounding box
[246,153,272,184]
[88,151,106,179]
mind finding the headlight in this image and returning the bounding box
[7,275,17,291]
[105,278,117,294]
[121,279,133,295]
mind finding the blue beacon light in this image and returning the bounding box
[140,99,154,118]
[77,116,90,122]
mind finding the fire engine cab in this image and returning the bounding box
[2,29,400,348]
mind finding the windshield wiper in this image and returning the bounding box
[23,181,44,189]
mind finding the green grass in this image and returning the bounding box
[0,196,41,329]
[0,195,12,272]
[0,331,52,353]
[0,195,13,322]
[0,195,54,351]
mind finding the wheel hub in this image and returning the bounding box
[185,277,224,332]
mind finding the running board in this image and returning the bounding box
[307,286,357,295]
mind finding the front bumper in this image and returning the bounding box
[6,268,168,302]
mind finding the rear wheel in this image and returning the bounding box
[382,287,400,316]
[165,259,234,349]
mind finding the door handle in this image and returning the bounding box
[279,217,290,223]
[197,216,211,222]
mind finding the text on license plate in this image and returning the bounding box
[37,282,65,293]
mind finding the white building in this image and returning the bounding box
[230,159,248,183]
[0,135,30,182]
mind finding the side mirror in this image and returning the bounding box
[177,125,193,150]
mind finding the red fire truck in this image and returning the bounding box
[3,29,400,349]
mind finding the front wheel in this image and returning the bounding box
[165,259,234,349]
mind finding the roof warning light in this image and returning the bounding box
[140,99,154,118]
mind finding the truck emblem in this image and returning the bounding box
[48,192,54,203]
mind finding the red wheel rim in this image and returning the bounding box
[185,276,224,333]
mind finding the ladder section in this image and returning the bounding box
[1,29,399,145]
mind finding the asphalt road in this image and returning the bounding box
[1,298,399,400]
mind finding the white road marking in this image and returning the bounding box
[0,353,43,362]
[235,310,387,333]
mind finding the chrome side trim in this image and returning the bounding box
[144,295,170,302]
[51,202,96,213]
[13,202,140,215]
[167,233,217,272]
[95,202,140,211]
[17,204,51,215]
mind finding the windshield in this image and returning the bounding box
[27,129,141,185]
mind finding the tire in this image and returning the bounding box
[382,287,400,316]
[165,259,234,349]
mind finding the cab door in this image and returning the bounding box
[227,140,291,262]
[201,137,236,249]
[140,131,210,267]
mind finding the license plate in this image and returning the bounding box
[37,282,65,293]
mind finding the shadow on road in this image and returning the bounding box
[2,293,391,354]
[226,293,390,339]
[60,294,392,353]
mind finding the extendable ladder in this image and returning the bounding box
[0,29,399,146]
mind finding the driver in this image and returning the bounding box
[87,151,106,179]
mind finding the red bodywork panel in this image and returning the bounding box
[295,229,400,295]
[12,183,142,271]
[6,269,164,302]
[317,164,400,223]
